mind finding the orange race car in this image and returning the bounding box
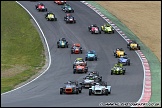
[71,43,83,54]
[54,1,66,5]
[73,63,88,74]
[60,81,82,94]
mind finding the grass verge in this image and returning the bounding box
[1,1,45,93]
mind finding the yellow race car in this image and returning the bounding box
[101,23,114,34]
[45,12,57,21]
[113,48,126,58]
[127,40,140,50]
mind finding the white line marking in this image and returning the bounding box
[80,1,151,105]
[1,1,51,95]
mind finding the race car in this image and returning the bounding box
[113,48,126,58]
[61,4,74,13]
[89,81,111,95]
[35,3,47,12]
[64,14,76,23]
[111,63,126,75]
[79,75,96,88]
[45,12,57,21]
[57,38,68,48]
[127,40,141,50]
[54,1,66,5]
[88,71,102,81]
[73,63,88,74]
[73,58,87,68]
[118,55,130,66]
[71,43,82,54]
[60,81,82,94]
[87,71,102,82]
[88,24,101,34]
[85,50,97,61]
[101,23,114,34]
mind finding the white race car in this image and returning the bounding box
[89,82,111,95]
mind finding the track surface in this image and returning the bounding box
[1,1,144,107]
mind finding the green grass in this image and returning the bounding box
[1,1,45,93]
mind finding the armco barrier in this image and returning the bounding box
[80,1,152,107]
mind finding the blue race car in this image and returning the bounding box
[85,50,97,61]
[118,55,130,66]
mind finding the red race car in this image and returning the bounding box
[73,63,88,74]
[71,43,83,54]
[35,3,47,12]
[54,1,66,5]
[88,24,101,34]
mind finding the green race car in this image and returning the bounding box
[111,63,126,75]
[101,23,114,34]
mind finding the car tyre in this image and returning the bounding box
[73,70,76,74]
[111,70,113,75]
[76,89,79,94]
[105,89,108,95]
[60,88,63,94]
[89,89,92,96]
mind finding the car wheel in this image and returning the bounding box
[129,47,131,50]
[105,89,108,95]
[108,90,111,94]
[111,70,113,75]
[79,90,82,93]
[89,89,92,96]
[76,89,79,94]
[60,88,63,94]
[85,57,87,61]
[73,70,76,74]
[127,44,129,48]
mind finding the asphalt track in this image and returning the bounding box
[1,1,144,107]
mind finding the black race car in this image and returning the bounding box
[60,81,82,94]
[45,12,57,21]
[57,38,68,48]
[35,3,47,12]
[64,14,76,23]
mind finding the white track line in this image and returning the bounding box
[80,1,151,107]
[1,1,51,95]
